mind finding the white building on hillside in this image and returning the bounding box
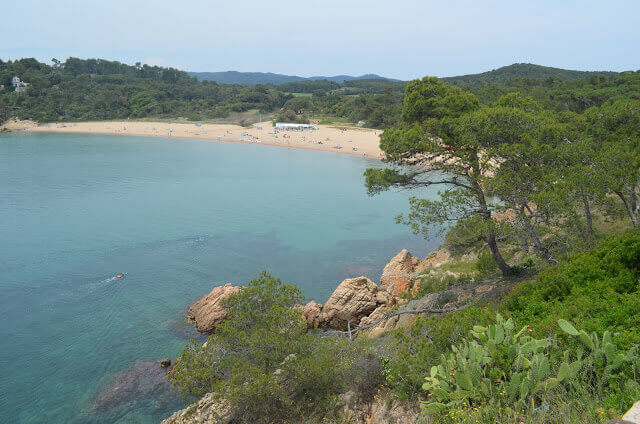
[11,76,28,92]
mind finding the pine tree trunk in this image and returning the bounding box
[522,204,558,265]
[473,181,513,277]
[487,233,514,276]
[616,190,639,227]
[582,194,593,244]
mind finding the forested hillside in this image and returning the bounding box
[443,63,619,87]
[0,58,289,122]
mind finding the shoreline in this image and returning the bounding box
[3,120,384,158]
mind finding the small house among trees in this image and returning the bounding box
[11,76,28,92]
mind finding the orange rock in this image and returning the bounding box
[410,280,422,297]
[389,276,411,296]
[416,249,451,272]
[187,283,242,333]
[380,249,419,293]
[302,300,323,329]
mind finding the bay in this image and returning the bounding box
[0,133,442,423]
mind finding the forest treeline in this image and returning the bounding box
[1,58,639,129]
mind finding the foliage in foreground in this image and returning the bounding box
[384,231,640,423]
[421,314,640,419]
[168,271,382,424]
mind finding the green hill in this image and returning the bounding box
[442,63,620,87]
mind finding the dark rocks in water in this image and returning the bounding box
[167,312,208,343]
[93,360,181,413]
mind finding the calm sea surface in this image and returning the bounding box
[0,133,442,423]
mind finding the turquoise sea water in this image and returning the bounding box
[0,133,442,423]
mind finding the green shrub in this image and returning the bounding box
[412,273,461,297]
[476,249,498,275]
[383,307,496,400]
[420,314,640,421]
[168,272,382,423]
[502,230,640,348]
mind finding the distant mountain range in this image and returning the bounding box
[189,64,621,87]
[188,71,399,85]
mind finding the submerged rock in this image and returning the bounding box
[93,360,180,413]
[187,283,242,333]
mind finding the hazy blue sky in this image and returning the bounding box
[2,0,638,79]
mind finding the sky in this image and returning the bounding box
[1,0,639,80]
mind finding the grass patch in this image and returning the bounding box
[286,92,313,98]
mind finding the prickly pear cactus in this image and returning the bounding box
[421,315,640,416]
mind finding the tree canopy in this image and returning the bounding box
[366,76,640,276]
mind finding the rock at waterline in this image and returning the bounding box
[187,283,242,333]
[317,276,396,330]
[302,300,323,329]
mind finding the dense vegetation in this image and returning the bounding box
[0,58,404,127]
[467,70,640,112]
[366,76,640,277]
[442,63,619,87]
[0,58,290,122]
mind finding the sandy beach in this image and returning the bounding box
[8,120,384,158]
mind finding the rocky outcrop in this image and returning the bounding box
[302,300,323,329]
[301,277,398,331]
[416,248,451,272]
[380,249,419,294]
[162,393,235,424]
[379,248,452,296]
[338,390,419,423]
[318,276,396,330]
[187,283,242,333]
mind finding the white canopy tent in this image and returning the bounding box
[274,123,318,131]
